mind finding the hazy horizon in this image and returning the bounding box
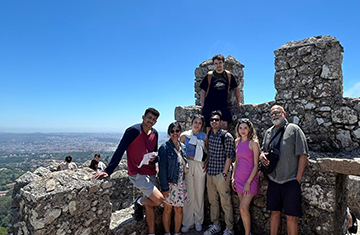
[0,128,169,134]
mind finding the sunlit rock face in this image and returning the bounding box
[8,168,112,235]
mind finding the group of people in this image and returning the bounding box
[57,153,107,172]
[94,54,310,235]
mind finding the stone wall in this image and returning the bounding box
[8,168,113,235]
[273,35,359,152]
[9,161,166,235]
[107,161,140,212]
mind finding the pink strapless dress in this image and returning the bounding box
[234,140,260,195]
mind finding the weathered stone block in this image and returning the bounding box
[274,57,289,70]
[332,107,358,124]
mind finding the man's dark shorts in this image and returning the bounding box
[267,179,302,217]
[202,106,232,127]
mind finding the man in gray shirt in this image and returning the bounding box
[260,105,308,235]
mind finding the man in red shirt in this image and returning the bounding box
[95,108,163,235]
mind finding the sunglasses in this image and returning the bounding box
[239,118,250,124]
[170,129,181,134]
[270,111,283,116]
[210,118,220,122]
[194,114,204,118]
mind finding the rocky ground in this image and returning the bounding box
[110,206,360,235]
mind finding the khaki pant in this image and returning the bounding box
[182,160,206,226]
[206,173,234,230]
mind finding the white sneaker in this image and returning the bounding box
[223,228,233,235]
[195,224,202,232]
[203,224,221,235]
[181,225,193,233]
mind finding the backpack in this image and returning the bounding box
[207,128,228,147]
[205,70,232,97]
[205,129,235,159]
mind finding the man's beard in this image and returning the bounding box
[272,119,282,126]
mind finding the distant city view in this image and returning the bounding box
[0,132,168,154]
[0,132,120,154]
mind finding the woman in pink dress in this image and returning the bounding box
[231,118,260,235]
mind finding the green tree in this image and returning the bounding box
[0,195,11,230]
[0,226,7,235]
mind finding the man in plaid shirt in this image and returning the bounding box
[204,110,235,235]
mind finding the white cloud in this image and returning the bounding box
[344,81,360,98]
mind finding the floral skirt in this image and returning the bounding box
[164,164,188,207]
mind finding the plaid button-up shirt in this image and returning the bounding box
[207,129,235,176]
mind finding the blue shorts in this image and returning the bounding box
[128,174,160,197]
[267,179,302,217]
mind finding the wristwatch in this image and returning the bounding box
[222,173,227,177]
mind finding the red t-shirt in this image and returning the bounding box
[127,130,157,176]
[105,123,158,177]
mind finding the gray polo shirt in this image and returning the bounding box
[262,119,309,184]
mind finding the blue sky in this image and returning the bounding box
[1,0,359,133]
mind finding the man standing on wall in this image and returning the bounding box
[260,105,309,235]
[204,110,235,235]
[95,108,163,235]
[200,54,242,132]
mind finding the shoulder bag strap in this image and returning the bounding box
[267,125,287,150]
[174,147,186,165]
[274,126,286,150]
[225,70,231,94]
[206,71,213,97]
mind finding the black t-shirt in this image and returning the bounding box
[200,71,238,107]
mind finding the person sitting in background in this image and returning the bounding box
[89,159,99,172]
[57,155,78,171]
[94,153,106,171]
